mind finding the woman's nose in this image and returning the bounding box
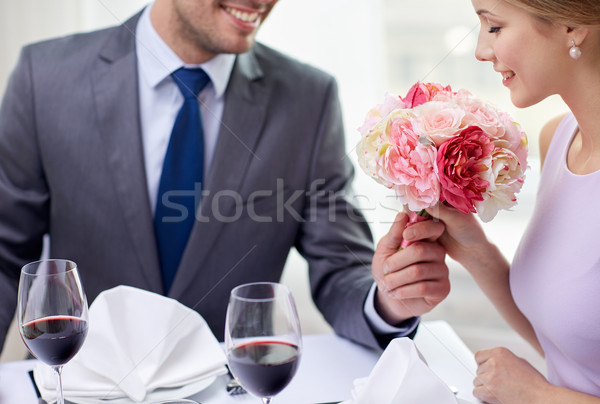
[474,30,494,62]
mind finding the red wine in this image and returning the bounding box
[228,340,300,398]
[21,316,88,366]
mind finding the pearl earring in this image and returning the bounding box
[569,40,582,60]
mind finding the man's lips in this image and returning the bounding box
[222,5,261,24]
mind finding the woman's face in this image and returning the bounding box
[471,0,571,108]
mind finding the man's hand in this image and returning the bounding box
[372,212,450,325]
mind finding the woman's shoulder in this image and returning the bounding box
[539,113,568,168]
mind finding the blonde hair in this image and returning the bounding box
[505,0,600,27]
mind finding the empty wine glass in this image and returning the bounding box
[17,259,89,404]
[225,282,302,404]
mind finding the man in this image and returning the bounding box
[0,0,449,351]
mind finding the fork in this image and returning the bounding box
[225,365,246,395]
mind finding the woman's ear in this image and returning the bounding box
[566,25,589,48]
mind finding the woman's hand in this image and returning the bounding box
[425,203,491,269]
[473,347,551,404]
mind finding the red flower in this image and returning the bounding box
[437,126,494,214]
[401,82,452,108]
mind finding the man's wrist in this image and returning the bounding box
[363,283,420,336]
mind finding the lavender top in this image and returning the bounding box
[511,113,600,395]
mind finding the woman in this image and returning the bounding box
[381,0,600,402]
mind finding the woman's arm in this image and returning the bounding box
[425,203,543,354]
[422,114,568,354]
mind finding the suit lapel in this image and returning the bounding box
[91,13,163,292]
[169,49,269,297]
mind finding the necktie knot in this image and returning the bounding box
[172,67,210,99]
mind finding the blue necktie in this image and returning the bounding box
[154,67,210,293]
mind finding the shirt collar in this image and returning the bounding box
[136,4,235,98]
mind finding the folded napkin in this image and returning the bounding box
[34,285,227,404]
[343,337,459,404]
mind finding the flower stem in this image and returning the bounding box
[416,209,430,217]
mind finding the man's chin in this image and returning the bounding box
[218,37,258,55]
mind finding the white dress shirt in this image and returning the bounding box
[134,4,417,339]
[136,5,235,213]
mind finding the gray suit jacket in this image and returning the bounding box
[0,12,383,349]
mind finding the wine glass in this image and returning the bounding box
[225,282,302,404]
[17,259,89,404]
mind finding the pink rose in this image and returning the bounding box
[401,82,452,108]
[378,117,440,211]
[475,147,525,222]
[358,93,404,136]
[357,109,415,188]
[431,87,467,103]
[461,99,505,139]
[437,126,494,214]
[498,112,528,169]
[412,101,466,147]
[387,115,419,152]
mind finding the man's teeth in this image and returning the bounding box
[502,72,515,81]
[224,6,260,23]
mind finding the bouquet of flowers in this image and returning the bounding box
[357,82,528,236]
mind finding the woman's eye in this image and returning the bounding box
[488,26,501,33]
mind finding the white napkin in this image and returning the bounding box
[343,337,459,404]
[34,285,227,404]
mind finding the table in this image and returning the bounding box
[0,321,479,403]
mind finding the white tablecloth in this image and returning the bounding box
[0,320,479,403]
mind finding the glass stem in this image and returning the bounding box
[54,365,65,404]
[262,398,273,404]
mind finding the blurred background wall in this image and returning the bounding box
[0,0,567,370]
